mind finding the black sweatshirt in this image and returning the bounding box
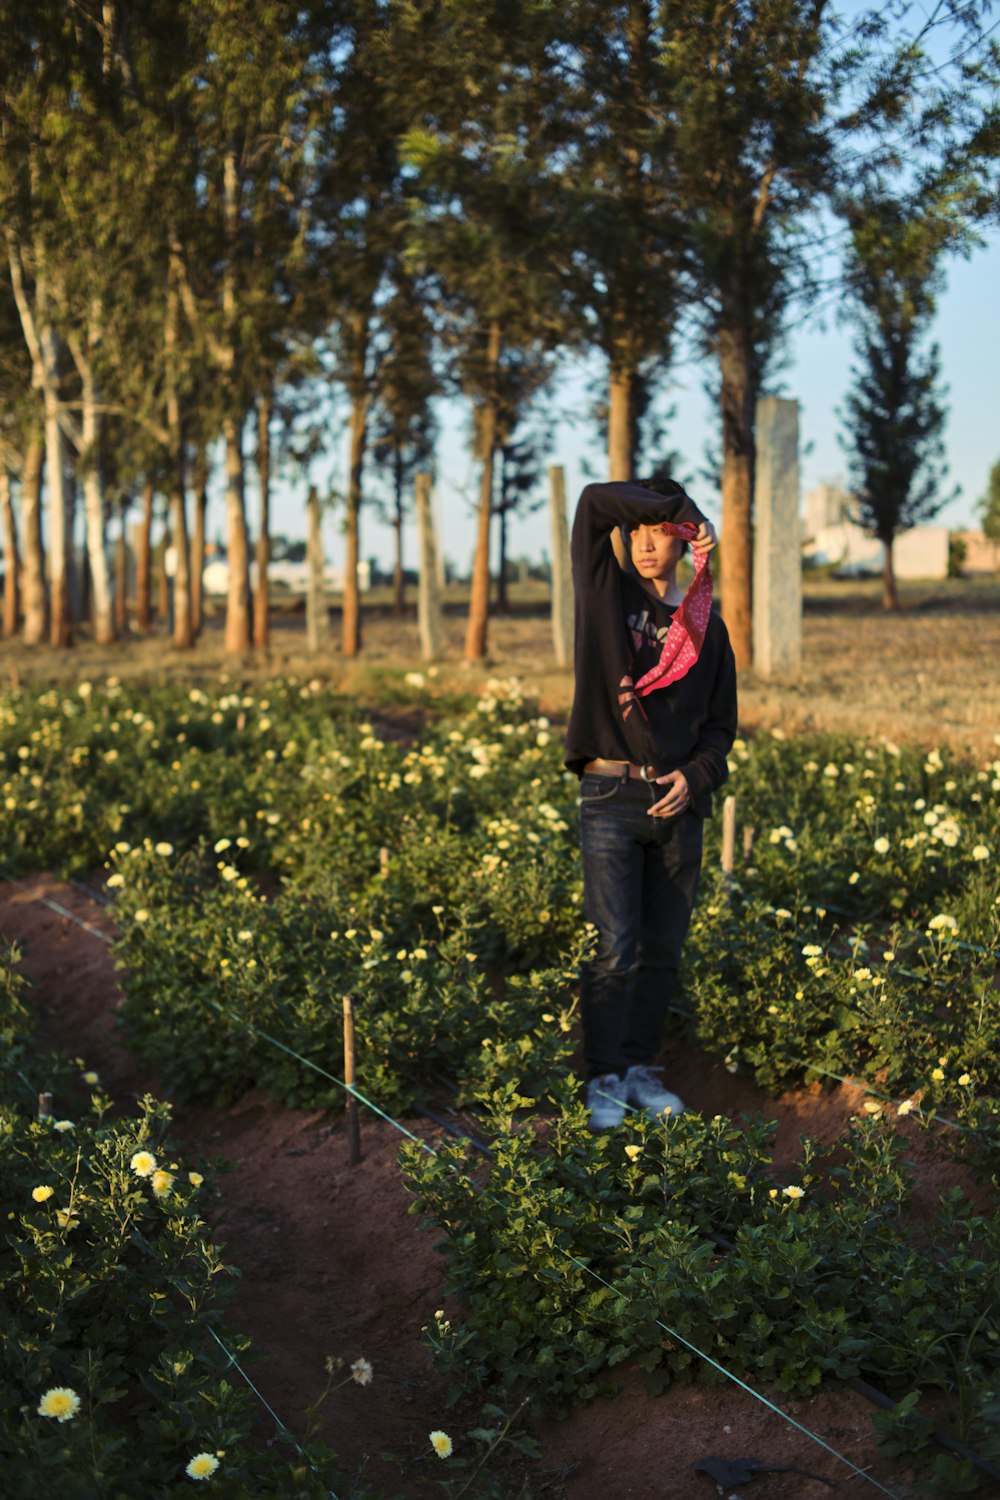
[564,481,738,816]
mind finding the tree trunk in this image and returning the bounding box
[608,363,635,482]
[135,482,154,631]
[342,390,369,658]
[464,319,502,662]
[169,480,192,648]
[253,391,272,649]
[223,411,251,653]
[114,506,129,634]
[158,521,171,625]
[19,433,47,643]
[1,465,19,637]
[882,537,899,611]
[718,314,755,671]
[392,449,405,614]
[191,445,208,638]
[79,361,115,644]
[164,271,192,649]
[43,379,71,647]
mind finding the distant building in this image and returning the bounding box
[953,529,1000,576]
[201,558,371,595]
[801,485,950,579]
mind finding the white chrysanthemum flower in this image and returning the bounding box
[185,1453,220,1481]
[429,1430,453,1459]
[130,1150,157,1177]
[37,1387,81,1422]
[873,837,890,854]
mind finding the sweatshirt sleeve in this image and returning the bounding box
[675,630,738,807]
[571,481,708,593]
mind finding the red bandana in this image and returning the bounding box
[631,521,713,696]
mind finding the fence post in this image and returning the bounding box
[38,1091,53,1119]
[342,997,361,1167]
[721,795,736,896]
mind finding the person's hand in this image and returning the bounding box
[648,770,691,818]
[692,520,718,555]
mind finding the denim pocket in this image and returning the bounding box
[580,774,622,804]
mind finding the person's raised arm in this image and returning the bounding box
[571,480,714,590]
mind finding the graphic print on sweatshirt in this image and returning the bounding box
[620,606,670,722]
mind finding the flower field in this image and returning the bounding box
[1,674,998,1497]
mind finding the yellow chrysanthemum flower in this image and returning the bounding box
[32,1185,55,1203]
[130,1150,157,1177]
[429,1430,453,1459]
[151,1169,174,1199]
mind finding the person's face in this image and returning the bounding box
[629,523,685,581]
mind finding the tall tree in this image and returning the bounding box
[978,460,1000,542]
[399,0,572,661]
[367,268,439,614]
[567,1,686,486]
[839,186,966,609]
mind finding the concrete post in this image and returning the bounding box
[752,397,801,679]
[415,471,444,661]
[549,465,573,667]
[305,485,326,651]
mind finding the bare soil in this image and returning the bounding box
[5,876,998,1500]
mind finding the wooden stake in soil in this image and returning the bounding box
[743,825,756,862]
[342,996,361,1167]
[721,795,736,894]
[379,847,389,880]
[38,1091,52,1119]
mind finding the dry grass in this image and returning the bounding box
[5,574,999,758]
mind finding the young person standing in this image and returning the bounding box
[565,477,737,1129]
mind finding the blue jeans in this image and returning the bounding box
[579,772,703,1078]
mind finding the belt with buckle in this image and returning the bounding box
[583,757,658,782]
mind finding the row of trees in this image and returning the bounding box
[1,1,997,665]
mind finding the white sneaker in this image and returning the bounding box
[623,1065,685,1119]
[585,1073,628,1130]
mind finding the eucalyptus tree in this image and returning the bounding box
[1,0,82,645]
[641,0,842,667]
[165,0,322,654]
[0,269,40,639]
[305,0,430,658]
[565,0,687,487]
[660,0,999,665]
[397,0,573,661]
[366,266,439,614]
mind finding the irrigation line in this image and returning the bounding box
[803,900,996,961]
[0,868,114,945]
[794,1062,975,1135]
[557,1249,902,1499]
[206,1327,340,1500]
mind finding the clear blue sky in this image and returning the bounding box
[260,229,998,577]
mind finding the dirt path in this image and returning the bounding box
[4,874,986,1500]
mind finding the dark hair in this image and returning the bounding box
[634,472,687,501]
[631,474,691,556]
